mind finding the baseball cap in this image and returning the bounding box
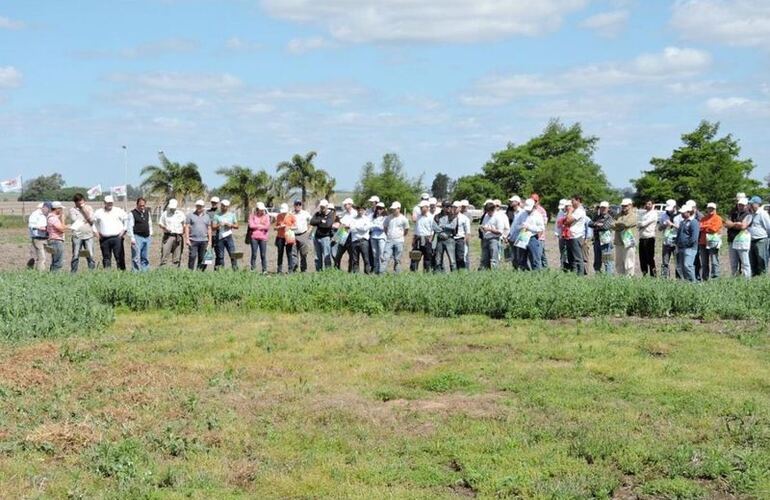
[51,201,63,209]
[530,193,540,202]
[420,193,429,200]
[342,198,354,205]
[104,195,114,204]
[599,201,609,208]
[167,199,178,209]
[293,199,302,206]
[509,195,521,203]
[493,199,501,206]
[37,202,44,209]
[687,199,697,208]
[460,199,469,207]
[523,199,535,211]
[256,202,266,210]
[665,199,676,209]
[376,201,385,208]
[706,202,717,209]
[221,199,231,207]
[621,198,633,206]
[452,201,461,208]
[428,197,437,205]
[558,199,568,209]
[368,195,380,203]
[210,196,220,203]
[279,203,289,213]
[442,200,452,208]
[750,196,763,205]
[736,192,746,201]
[390,201,401,209]
[679,205,692,214]
[318,199,328,207]
[194,199,205,206]
[327,203,335,210]
[419,200,430,208]
[738,197,749,205]
[483,199,492,206]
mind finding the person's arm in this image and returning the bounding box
[127,211,136,244]
[158,213,168,233]
[207,222,212,246]
[119,211,128,238]
[230,216,239,230]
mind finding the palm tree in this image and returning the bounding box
[276,151,318,203]
[310,169,336,201]
[140,152,204,207]
[266,175,292,208]
[215,166,271,222]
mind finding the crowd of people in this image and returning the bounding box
[23,191,770,281]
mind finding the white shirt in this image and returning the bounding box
[508,209,529,241]
[568,206,587,239]
[349,216,372,241]
[93,207,128,237]
[159,209,185,235]
[370,215,386,240]
[293,209,311,234]
[69,205,95,239]
[384,214,409,242]
[638,209,658,239]
[481,211,507,240]
[28,209,47,230]
[523,210,545,234]
[414,213,434,237]
[455,213,470,239]
[340,208,356,228]
[411,205,421,222]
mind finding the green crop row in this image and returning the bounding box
[2,270,770,340]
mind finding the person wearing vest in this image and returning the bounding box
[675,204,700,282]
[128,197,153,272]
[724,195,752,279]
[309,199,335,271]
[432,200,458,272]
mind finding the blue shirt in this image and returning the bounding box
[676,217,700,249]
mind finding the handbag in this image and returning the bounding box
[663,228,677,247]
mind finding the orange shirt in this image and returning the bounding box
[275,213,296,239]
[699,213,723,245]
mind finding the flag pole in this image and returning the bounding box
[122,145,128,211]
[20,175,25,220]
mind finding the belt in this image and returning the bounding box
[295,231,307,236]
[165,232,183,237]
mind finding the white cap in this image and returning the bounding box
[420,193,430,200]
[419,200,430,208]
[599,201,609,208]
[483,199,492,206]
[256,201,266,210]
[738,197,749,205]
[428,197,437,205]
[460,199,469,207]
[221,199,231,207]
[195,199,205,206]
[327,203,335,210]
[51,201,63,209]
[665,199,676,209]
[279,203,289,213]
[509,195,521,203]
[104,195,114,204]
[736,192,746,201]
[621,198,633,206]
[706,202,717,209]
[167,199,178,209]
[523,199,535,211]
[686,199,696,208]
[342,198,354,205]
[376,201,385,208]
[679,204,692,214]
[452,201,461,208]
[558,199,568,209]
[210,196,220,203]
[390,201,401,210]
[493,199,501,206]
[318,199,329,207]
[368,195,380,203]
[37,202,44,209]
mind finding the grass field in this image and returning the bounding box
[1,310,769,498]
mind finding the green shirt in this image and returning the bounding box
[214,212,237,238]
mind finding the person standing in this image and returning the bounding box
[274,203,296,273]
[158,199,185,268]
[555,200,570,271]
[613,199,637,276]
[563,196,587,275]
[588,201,615,274]
[507,200,528,270]
[453,201,470,270]
[412,193,430,222]
[213,199,239,270]
[675,204,700,282]
[93,195,128,270]
[207,196,221,270]
[349,204,372,273]
[127,197,152,272]
[479,202,507,270]
[411,200,435,272]
[698,202,723,280]
[433,201,458,272]
[518,199,544,270]
[724,196,752,279]
[458,200,472,269]
[369,202,387,274]
[334,198,355,271]
[69,193,96,272]
[688,200,704,280]
[658,199,678,278]
[530,194,549,269]
[248,202,270,273]
[184,199,212,271]
[46,202,66,272]
[747,196,770,276]
[638,200,658,277]
[310,200,335,271]
[383,201,409,273]
[290,200,312,273]
[27,202,50,271]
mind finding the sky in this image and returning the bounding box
[0,0,769,192]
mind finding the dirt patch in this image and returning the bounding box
[0,342,59,389]
[228,458,260,489]
[24,420,101,455]
[386,393,505,419]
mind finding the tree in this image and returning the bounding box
[633,121,762,210]
[276,151,318,203]
[140,153,204,206]
[216,166,271,222]
[20,174,66,201]
[431,173,453,200]
[353,153,423,209]
[452,174,505,208]
[310,169,336,202]
[266,175,293,208]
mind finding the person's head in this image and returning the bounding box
[441,200,452,214]
[209,196,220,210]
[368,195,380,208]
[687,200,697,212]
[484,201,495,214]
[530,193,540,206]
[355,204,365,216]
[318,199,329,213]
[255,201,266,215]
[293,199,303,212]
[103,195,114,210]
[420,193,429,202]
[73,193,85,208]
[51,201,63,215]
[493,199,501,210]
[737,197,748,211]
[166,198,178,212]
[523,199,535,213]
[571,195,583,209]
[679,204,693,219]
[42,202,52,215]
[665,199,676,214]
[278,202,288,215]
[750,196,763,212]
[644,200,653,211]
[221,199,231,213]
[136,197,146,210]
[429,197,438,210]
[419,200,430,215]
[194,199,205,213]
[508,195,521,209]
[374,201,385,216]
[598,201,609,215]
[390,201,402,215]
[343,197,354,211]
[706,202,717,215]
[460,199,469,213]
[621,198,633,214]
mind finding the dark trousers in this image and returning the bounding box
[215,235,237,270]
[558,238,569,270]
[566,237,584,275]
[334,236,353,271]
[433,237,457,272]
[188,240,208,271]
[750,238,768,276]
[350,239,371,273]
[99,235,125,270]
[639,237,657,277]
[276,237,295,273]
[454,238,467,270]
[410,236,433,272]
[210,235,220,271]
[592,238,603,272]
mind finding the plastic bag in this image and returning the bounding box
[599,230,613,245]
[621,229,636,249]
[203,249,214,265]
[514,229,531,250]
[706,233,721,250]
[732,230,750,251]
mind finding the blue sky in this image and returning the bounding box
[1,0,769,191]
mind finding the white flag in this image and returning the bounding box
[0,175,22,193]
[87,184,102,200]
[110,185,127,197]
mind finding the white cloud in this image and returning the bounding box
[110,72,243,93]
[0,66,22,88]
[0,16,25,30]
[225,37,263,52]
[261,0,589,43]
[286,36,336,54]
[672,0,770,49]
[580,10,629,37]
[631,46,711,75]
[705,96,770,116]
[75,38,198,59]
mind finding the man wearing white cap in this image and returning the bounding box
[453,201,470,271]
[517,198,545,270]
[158,198,185,268]
[698,202,723,280]
[479,201,507,270]
[366,195,380,218]
[291,200,312,273]
[675,203,700,282]
[333,197,355,271]
[613,198,638,276]
[458,200,472,269]
[185,199,213,271]
[563,196,588,275]
[93,195,128,270]
[505,196,521,225]
[658,199,679,278]
[274,203,296,273]
[507,197,528,269]
[411,200,435,272]
[724,196,752,278]
[213,199,239,270]
[638,200,659,277]
[27,202,50,271]
[382,201,409,273]
[747,196,770,276]
[412,193,430,222]
[46,202,66,272]
[369,201,387,274]
[207,196,221,269]
[309,199,335,271]
[69,193,96,272]
[555,199,570,270]
[588,201,615,274]
[127,197,153,272]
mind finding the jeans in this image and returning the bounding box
[410,236,434,272]
[216,235,238,270]
[639,237,657,277]
[597,242,615,274]
[566,237,584,275]
[454,239,467,270]
[699,245,720,280]
[749,238,768,277]
[70,236,96,272]
[370,238,385,274]
[540,240,548,269]
[519,236,542,270]
[210,234,220,271]
[291,231,310,272]
[99,235,125,270]
[661,245,678,279]
[480,238,500,270]
[729,247,751,279]
[433,237,457,272]
[275,237,294,273]
[160,233,183,267]
[131,235,151,272]
[250,239,268,272]
[676,246,697,282]
[350,238,371,273]
[383,240,404,273]
[188,240,209,271]
[313,236,332,271]
[48,240,64,272]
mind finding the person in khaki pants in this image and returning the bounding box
[613,198,638,276]
[27,202,50,271]
[159,199,185,267]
